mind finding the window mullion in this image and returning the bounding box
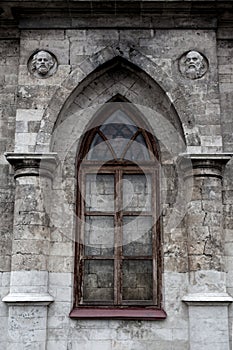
[152,169,158,305]
[78,169,85,305]
[114,169,123,305]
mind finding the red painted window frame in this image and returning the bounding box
[70,102,166,320]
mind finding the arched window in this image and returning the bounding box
[71,103,165,319]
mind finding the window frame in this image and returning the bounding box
[70,103,166,320]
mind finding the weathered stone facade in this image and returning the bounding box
[1,1,233,349]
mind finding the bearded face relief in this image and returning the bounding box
[29,50,57,78]
[179,50,208,79]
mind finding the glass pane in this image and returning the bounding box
[87,133,113,160]
[122,260,153,301]
[124,133,150,161]
[83,260,114,302]
[100,110,138,159]
[108,137,130,159]
[123,216,152,256]
[84,216,114,256]
[122,174,152,212]
[85,174,114,212]
[100,110,137,139]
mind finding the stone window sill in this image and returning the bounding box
[69,307,167,320]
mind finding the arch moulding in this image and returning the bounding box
[35,45,189,152]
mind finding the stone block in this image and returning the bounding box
[46,340,68,350]
[14,211,50,227]
[70,340,111,350]
[89,329,117,340]
[21,30,65,41]
[49,242,73,257]
[12,239,50,256]
[16,121,28,133]
[49,272,72,287]
[55,287,72,302]
[11,253,47,271]
[48,301,72,317]
[18,65,71,86]
[48,256,73,273]
[16,108,44,122]
[225,242,233,257]
[189,254,223,271]
[0,255,11,272]
[191,342,229,350]
[15,132,37,147]
[11,270,48,288]
[201,136,222,147]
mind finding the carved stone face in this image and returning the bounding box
[32,51,55,76]
[184,51,204,79]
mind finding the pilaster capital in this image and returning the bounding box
[177,153,233,179]
[5,152,58,179]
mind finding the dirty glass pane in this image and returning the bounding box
[124,133,150,161]
[83,260,114,302]
[108,137,130,159]
[85,174,114,212]
[100,110,138,159]
[87,133,113,160]
[84,216,114,256]
[122,174,152,212]
[123,216,152,256]
[100,110,137,139]
[122,260,153,301]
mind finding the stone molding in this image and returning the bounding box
[2,292,54,305]
[6,1,230,30]
[5,152,58,179]
[35,46,189,151]
[182,292,233,306]
[178,153,233,179]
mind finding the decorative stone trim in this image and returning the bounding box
[5,152,58,179]
[35,45,189,151]
[2,292,54,306]
[182,293,233,306]
[28,50,58,79]
[178,153,233,179]
[179,50,208,80]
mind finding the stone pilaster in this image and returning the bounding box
[182,294,232,350]
[180,154,233,350]
[2,153,57,350]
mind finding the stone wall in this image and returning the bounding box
[218,26,233,347]
[0,1,233,349]
[0,34,19,349]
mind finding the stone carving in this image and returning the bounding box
[179,50,208,79]
[28,50,57,78]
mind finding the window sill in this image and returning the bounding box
[69,307,167,320]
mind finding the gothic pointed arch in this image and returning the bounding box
[35,46,188,152]
[78,96,160,163]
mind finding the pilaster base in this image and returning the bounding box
[182,293,232,350]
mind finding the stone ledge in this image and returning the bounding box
[179,153,233,162]
[182,293,233,306]
[2,292,54,305]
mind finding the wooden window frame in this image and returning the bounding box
[70,103,166,320]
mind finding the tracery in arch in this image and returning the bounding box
[86,109,151,162]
